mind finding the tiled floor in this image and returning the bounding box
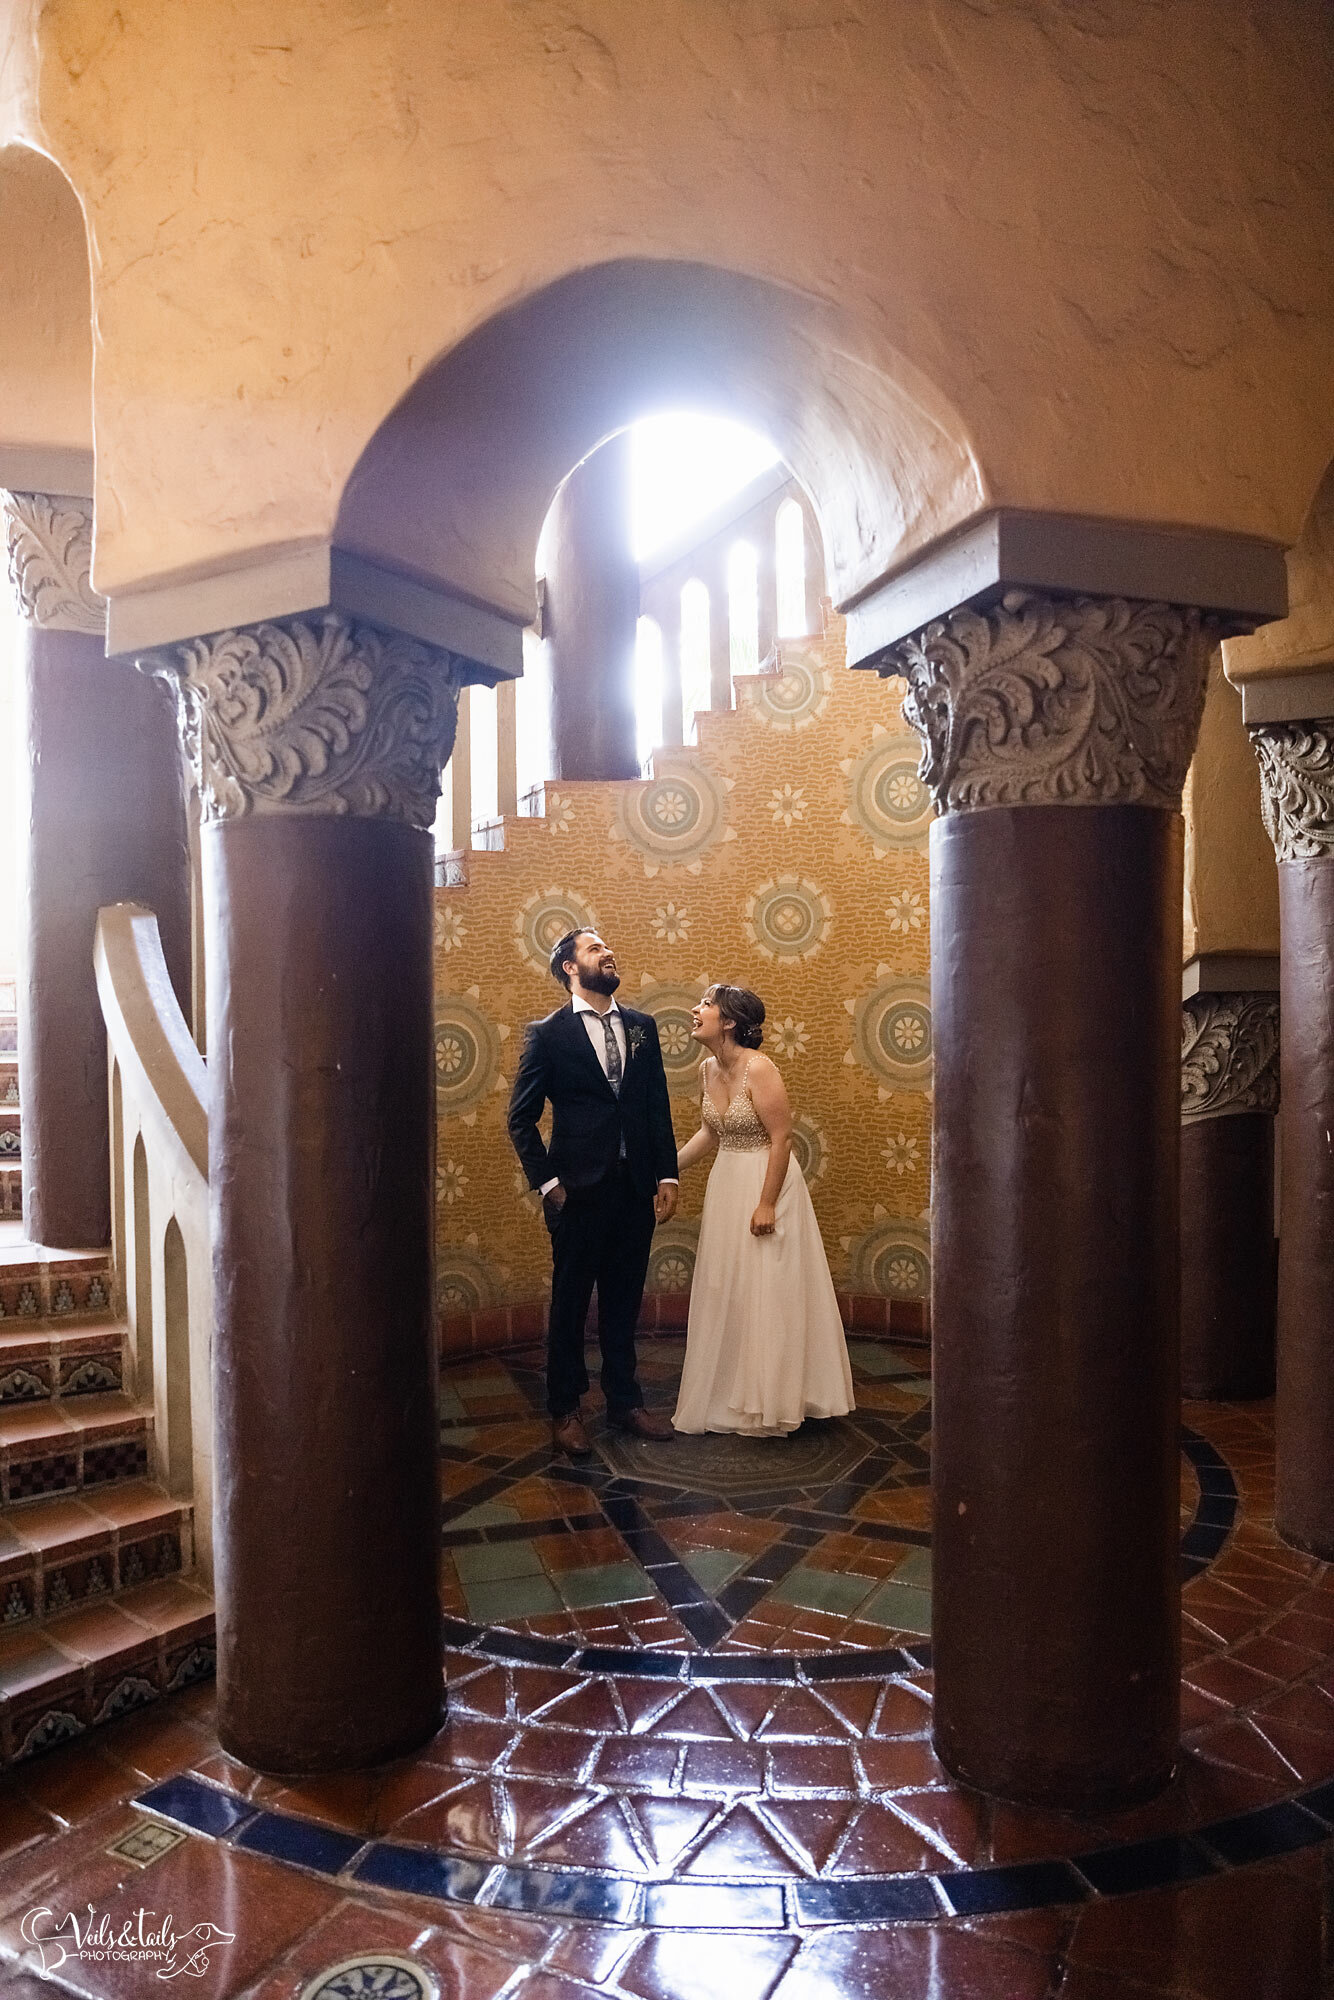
[0,1338,1328,1996]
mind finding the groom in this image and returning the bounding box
[508,928,679,1457]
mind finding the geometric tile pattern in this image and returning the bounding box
[439,1341,1222,1661]
[0,1397,1325,1994]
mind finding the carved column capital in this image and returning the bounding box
[1181,992,1280,1124]
[1249,720,1334,861]
[892,589,1216,814]
[1,491,105,636]
[142,611,463,831]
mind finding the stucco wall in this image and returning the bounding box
[0,1,1328,613]
[433,612,932,1322]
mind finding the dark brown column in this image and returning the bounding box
[1179,993,1278,1399]
[155,611,459,1771]
[540,431,640,781]
[1249,722,1334,1557]
[893,591,1215,1811]
[4,492,189,1248]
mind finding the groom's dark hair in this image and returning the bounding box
[550,928,596,989]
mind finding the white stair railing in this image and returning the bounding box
[95,903,213,1584]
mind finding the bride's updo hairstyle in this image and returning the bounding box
[710,983,765,1050]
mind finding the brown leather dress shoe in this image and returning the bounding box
[552,1412,592,1458]
[610,1407,674,1440]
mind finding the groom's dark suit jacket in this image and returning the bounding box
[508,1002,678,1201]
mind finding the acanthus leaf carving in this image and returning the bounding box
[1,491,105,636]
[1180,992,1280,1124]
[142,611,463,830]
[892,589,1215,814]
[1249,720,1334,862]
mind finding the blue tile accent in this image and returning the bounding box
[937,1860,1091,1915]
[137,1776,255,1840]
[794,1876,942,1924]
[643,1882,787,1931]
[488,1866,641,1924]
[235,1811,366,1876]
[1201,1801,1329,1866]
[1076,1835,1220,1896]
[353,1842,492,1903]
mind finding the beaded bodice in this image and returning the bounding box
[702,1060,770,1152]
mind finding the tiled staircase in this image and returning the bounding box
[0,982,214,1764]
[0,978,21,1221]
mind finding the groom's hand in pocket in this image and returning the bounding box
[654,1182,678,1224]
[542,1184,567,1229]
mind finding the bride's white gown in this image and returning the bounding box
[673,1062,855,1435]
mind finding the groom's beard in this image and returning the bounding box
[581,967,621,996]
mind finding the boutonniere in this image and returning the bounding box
[626,1025,647,1059]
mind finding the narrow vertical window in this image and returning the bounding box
[775,496,808,637]
[635,616,664,773]
[680,579,711,743]
[728,540,759,679]
[470,683,498,829]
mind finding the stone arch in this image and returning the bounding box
[0,144,94,495]
[335,258,983,654]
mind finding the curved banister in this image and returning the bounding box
[94,903,206,1184]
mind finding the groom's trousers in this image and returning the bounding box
[544,1162,655,1419]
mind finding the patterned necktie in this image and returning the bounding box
[600,1011,623,1096]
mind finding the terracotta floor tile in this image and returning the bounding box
[241,1898,435,2000]
[1065,1854,1322,2000]
[772,1924,1060,2000]
[765,1741,857,1795]
[5,1495,105,1552]
[43,1598,158,1659]
[629,1794,720,1870]
[888,1783,988,1867]
[395,1775,506,1856]
[619,1926,798,2000]
[97,1708,211,1784]
[0,1789,57,1864]
[868,1681,934,1737]
[856,1733,949,1791]
[756,1795,859,1872]
[822,1799,941,1874]
[593,1736,679,1792]
[527,1794,644,1871]
[503,1727,597,1784]
[0,1823,342,1999]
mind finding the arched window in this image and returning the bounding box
[635,616,664,773]
[728,541,759,679]
[680,579,711,742]
[775,496,808,637]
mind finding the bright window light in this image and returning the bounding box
[635,616,664,771]
[631,413,779,563]
[775,496,808,637]
[679,579,712,742]
[470,684,498,828]
[728,541,759,680]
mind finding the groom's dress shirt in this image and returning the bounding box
[538,995,677,1196]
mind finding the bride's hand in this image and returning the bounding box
[750,1201,777,1238]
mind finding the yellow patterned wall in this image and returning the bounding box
[432,610,933,1317]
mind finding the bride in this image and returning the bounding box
[672,983,855,1435]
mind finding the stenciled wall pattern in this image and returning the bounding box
[433,610,932,1321]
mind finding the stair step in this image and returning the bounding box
[0,1393,151,1504]
[0,1480,190,1626]
[0,1320,125,1405]
[0,1574,214,1762]
[0,1254,112,1323]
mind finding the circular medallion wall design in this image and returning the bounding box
[435,1246,498,1314]
[848,975,933,1091]
[514,886,601,976]
[789,1115,828,1185]
[847,1215,931,1298]
[751,649,830,732]
[745,876,832,962]
[636,981,708,1095]
[433,992,505,1119]
[645,1222,698,1294]
[300,1963,437,2000]
[841,732,933,852]
[613,761,732,873]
